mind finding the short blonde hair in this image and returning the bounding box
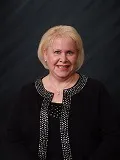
[37,25,84,70]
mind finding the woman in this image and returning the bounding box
[2,25,120,160]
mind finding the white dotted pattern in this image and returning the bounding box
[35,74,88,160]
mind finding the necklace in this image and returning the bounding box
[48,75,75,95]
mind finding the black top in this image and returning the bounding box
[47,102,63,160]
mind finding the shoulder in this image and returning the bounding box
[20,82,36,95]
[21,82,36,93]
[18,82,40,103]
[84,77,107,93]
[78,75,110,99]
[86,77,104,88]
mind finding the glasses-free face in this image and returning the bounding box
[43,37,78,80]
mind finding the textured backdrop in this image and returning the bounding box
[0,0,120,137]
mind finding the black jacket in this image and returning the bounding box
[1,77,120,160]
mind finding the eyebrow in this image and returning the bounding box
[53,49,74,51]
[66,50,74,52]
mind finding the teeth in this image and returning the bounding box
[59,66,68,68]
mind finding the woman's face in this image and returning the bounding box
[43,37,78,80]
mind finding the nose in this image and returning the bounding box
[59,53,68,63]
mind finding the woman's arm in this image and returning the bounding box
[1,85,39,160]
[89,84,120,160]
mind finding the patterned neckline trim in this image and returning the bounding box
[35,74,88,97]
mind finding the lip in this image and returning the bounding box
[56,65,70,71]
[57,65,69,68]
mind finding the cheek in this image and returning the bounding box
[70,56,78,65]
[47,56,58,65]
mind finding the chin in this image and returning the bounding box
[55,72,74,79]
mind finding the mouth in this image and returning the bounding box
[57,65,70,69]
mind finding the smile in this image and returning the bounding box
[57,65,69,69]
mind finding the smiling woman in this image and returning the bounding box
[42,37,80,102]
[1,25,120,160]
[38,26,84,103]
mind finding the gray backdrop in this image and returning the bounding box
[0,0,120,138]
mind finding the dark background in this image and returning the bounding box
[0,0,120,139]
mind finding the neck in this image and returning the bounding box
[49,73,75,85]
[48,73,79,95]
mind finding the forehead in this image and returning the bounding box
[50,37,77,50]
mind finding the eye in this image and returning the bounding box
[54,50,61,54]
[67,51,74,55]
